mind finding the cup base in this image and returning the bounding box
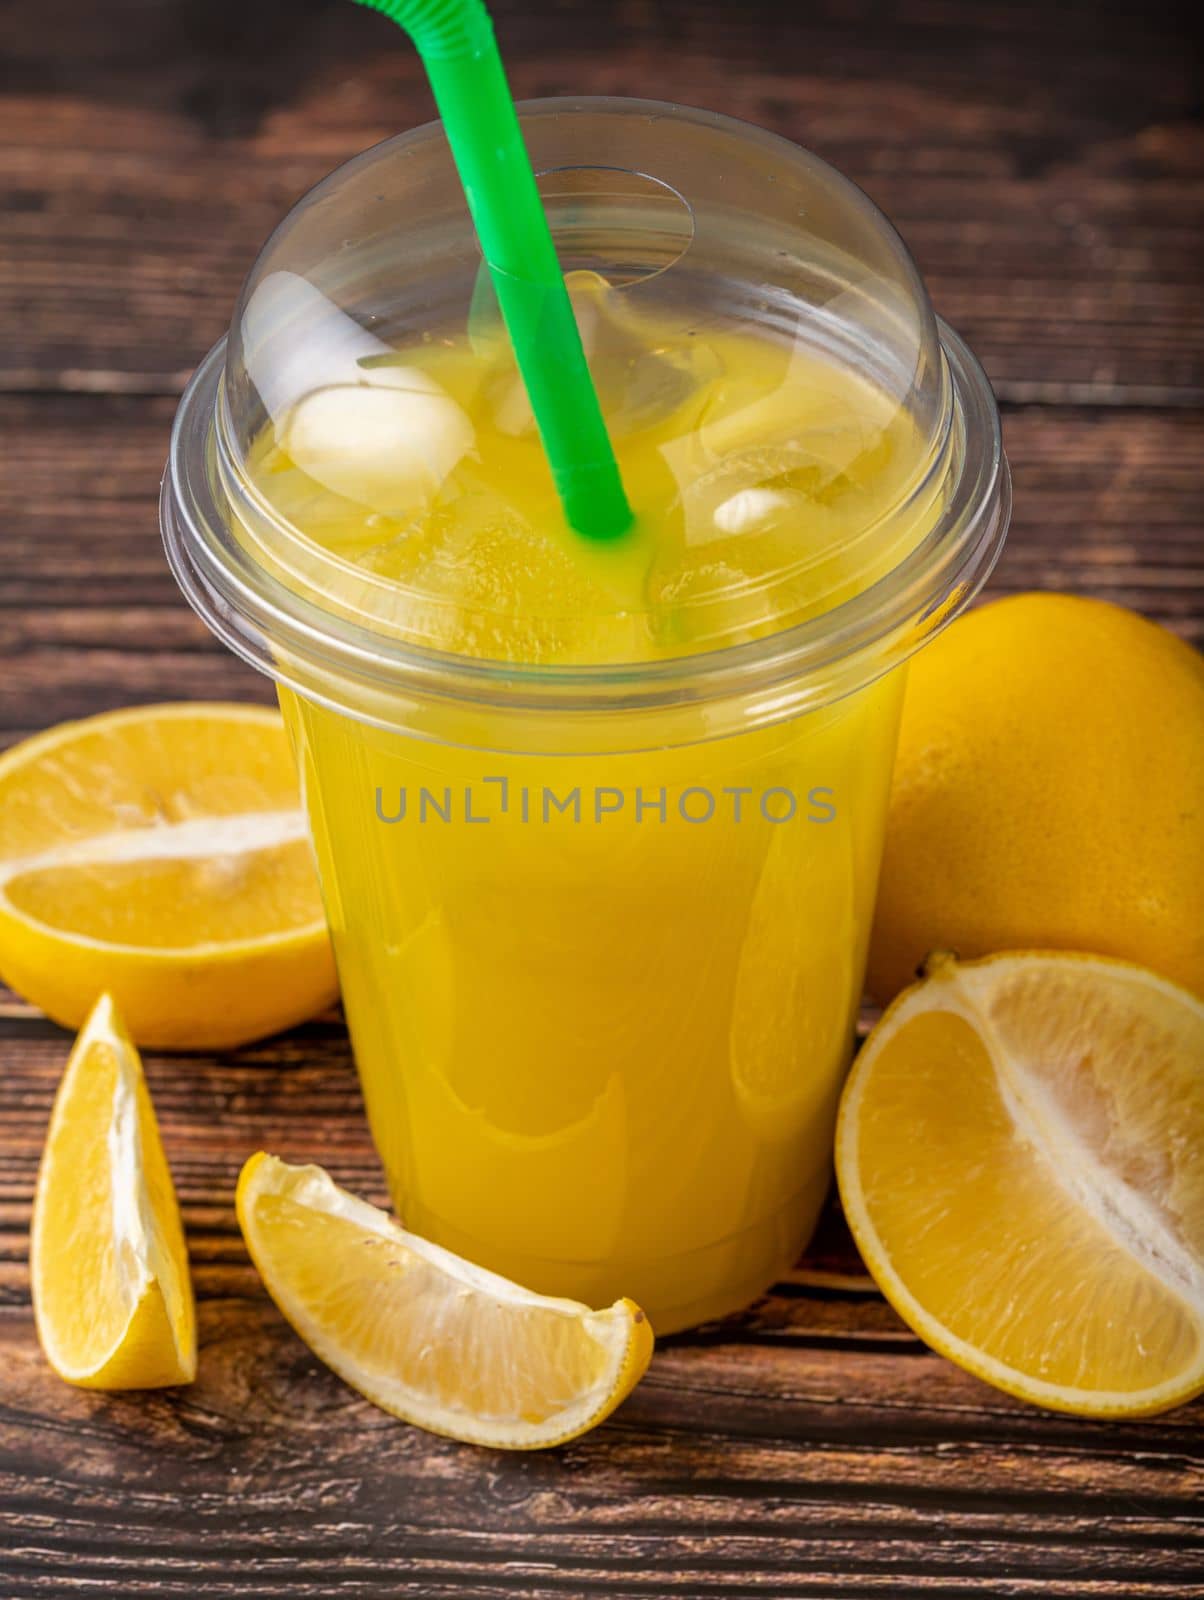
[396,1179,829,1337]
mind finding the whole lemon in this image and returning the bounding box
[867,593,1204,1002]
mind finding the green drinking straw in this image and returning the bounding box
[351,0,634,540]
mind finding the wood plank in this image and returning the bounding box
[2,1309,1202,1597]
[1,0,1201,403]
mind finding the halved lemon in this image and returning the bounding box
[236,1153,654,1449]
[0,703,337,1048]
[836,951,1204,1416]
[31,993,196,1388]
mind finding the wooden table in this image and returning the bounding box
[2,1,1201,1593]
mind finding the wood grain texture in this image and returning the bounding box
[1,0,1202,403]
[2,0,1203,1593]
[2,1010,1203,1598]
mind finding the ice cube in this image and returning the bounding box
[279,374,474,514]
[668,331,900,514]
[355,481,642,663]
[242,270,475,514]
[483,270,722,441]
[712,487,804,538]
[645,438,852,650]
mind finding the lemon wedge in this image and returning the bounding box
[236,1153,654,1448]
[31,994,196,1388]
[837,951,1204,1416]
[0,702,337,1048]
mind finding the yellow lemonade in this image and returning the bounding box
[241,274,927,1331]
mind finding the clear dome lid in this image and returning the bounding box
[164,99,1008,745]
[215,98,965,663]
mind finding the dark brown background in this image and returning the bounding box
[1,0,1202,1594]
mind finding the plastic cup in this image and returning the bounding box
[162,98,1009,1333]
